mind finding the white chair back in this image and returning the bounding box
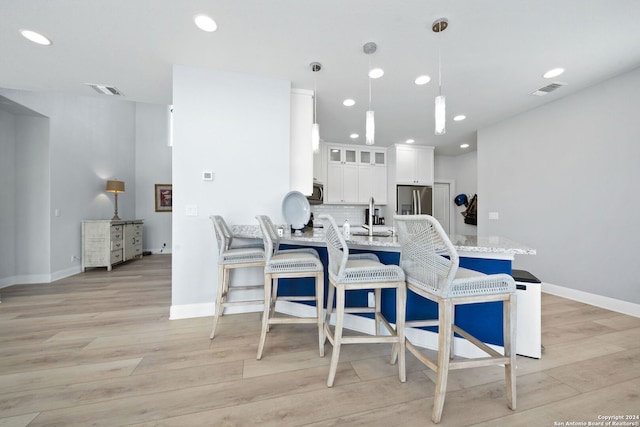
[394,214,459,297]
[211,215,233,261]
[317,214,349,282]
[255,215,281,263]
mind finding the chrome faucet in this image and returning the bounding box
[368,196,375,236]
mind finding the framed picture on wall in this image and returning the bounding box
[155,184,172,212]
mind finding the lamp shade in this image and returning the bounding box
[106,180,125,193]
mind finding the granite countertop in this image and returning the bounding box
[231,225,536,256]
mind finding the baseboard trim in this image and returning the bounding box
[543,282,640,318]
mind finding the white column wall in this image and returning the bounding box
[478,67,640,304]
[0,110,17,285]
[171,66,291,318]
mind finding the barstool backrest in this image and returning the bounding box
[394,214,459,297]
[211,215,234,261]
[318,214,349,282]
[255,215,281,263]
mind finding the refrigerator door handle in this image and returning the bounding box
[417,190,422,214]
[412,190,418,215]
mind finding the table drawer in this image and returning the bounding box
[110,249,123,264]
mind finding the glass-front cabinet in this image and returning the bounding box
[325,144,387,204]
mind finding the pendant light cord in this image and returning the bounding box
[438,39,442,97]
[368,55,372,109]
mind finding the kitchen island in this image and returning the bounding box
[232,224,535,353]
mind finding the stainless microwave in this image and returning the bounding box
[307,182,323,204]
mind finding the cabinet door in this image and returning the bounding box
[395,147,416,184]
[328,147,342,164]
[342,164,359,203]
[415,148,434,185]
[358,166,374,204]
[326,163,343,203]
[372,166,387,204]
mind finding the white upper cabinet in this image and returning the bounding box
[325,144,387,204]
[395,145,434,185]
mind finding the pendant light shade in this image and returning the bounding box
[365,110,375,145]
[363,42,378,146]
[310,62,321,153]
[435,95,446,135]
[311,122,320,152]
[433,18,448,135]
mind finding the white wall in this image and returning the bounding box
[135,103,172,253]
[171,66,291,318]
[435,150,478,235]
[0,88,137,284]
[0,109,17,285]
[15,115,50,280]
[478,67,640,304]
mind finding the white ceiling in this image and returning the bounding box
[2,1,640,155]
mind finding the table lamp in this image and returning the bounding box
[106,179,125,220]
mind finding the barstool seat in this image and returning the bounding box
[319,214,406,387]
[255,215,325,360]
[209,215,265,340]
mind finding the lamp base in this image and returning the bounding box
[111,214,121,220]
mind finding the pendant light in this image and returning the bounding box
[310,62,321,153]
[363,42,378,146]
[433,18,448,135]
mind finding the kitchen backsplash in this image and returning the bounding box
[311,204,367,226]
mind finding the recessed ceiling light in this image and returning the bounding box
[543,68,565,79]
[414,75,431,85]
[350,133,359,139]
[343,99,356,107]
[20,29,52,46]
[194,14,218,32]
[405,139,415,144]
[453,115,466,121]
[368,68,384,79]
[460,143,470,148]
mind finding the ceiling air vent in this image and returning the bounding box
[85,83,124,96]
[531,81,567,96]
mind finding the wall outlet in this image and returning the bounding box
[488,212,499,220]
[367,291,375,308]
[185,205,198,216]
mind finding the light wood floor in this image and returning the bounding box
[1,254,639,426]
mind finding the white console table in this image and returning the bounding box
[82,220,143,271]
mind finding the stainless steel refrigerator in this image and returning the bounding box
[396,185,433,215]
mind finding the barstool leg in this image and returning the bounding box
[396,283,407,383]
[210,264,227,339]
[324,280,335,343]
[327,284,345,387]
[316,272,325,357]
[374,288,382,336]
[505,293,517,410]
[432,299,453,424]
[256,274,272,360]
